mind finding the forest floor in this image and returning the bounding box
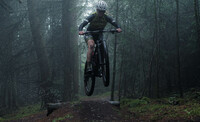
[2,90,200,122]
[4,95,133,122]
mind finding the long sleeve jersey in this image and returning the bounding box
[79,12,120,31]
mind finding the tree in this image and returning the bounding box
[27,0,52,107]
[111,0,119,101]
[194,0,200,48]
[62,0,79,101]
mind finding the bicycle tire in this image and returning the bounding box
[101,41,110,87]
[84,62,95,96]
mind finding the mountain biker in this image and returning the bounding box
[79,1,122,72]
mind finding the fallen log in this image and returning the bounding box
[108,101,120,107]
[46,102,66,116]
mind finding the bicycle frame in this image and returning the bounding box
[93,37,106,77]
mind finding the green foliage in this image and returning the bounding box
[121,96,200,121]
[52,114,73,122]
[2,103,41,121]
[0,117,5,121]
[185,88,200,101]
[189,107,200,116]
[168,97,179,105]
[141,97,150,103]
[70,100,81,106]
[184,102,200,116]
[94,91,112,97]
[121,97,149,108]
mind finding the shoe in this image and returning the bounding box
[98,70,102,77]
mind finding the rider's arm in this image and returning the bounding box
[79,14,96,31]
[105,15,121,29]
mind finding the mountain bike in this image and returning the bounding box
[82,29,118,96]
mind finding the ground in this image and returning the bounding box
[3,90,200,122]
[7,96,132,122]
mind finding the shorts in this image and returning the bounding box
[84,34,103,43]
[84,34,93,43]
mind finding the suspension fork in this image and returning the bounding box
[96,40,103,66]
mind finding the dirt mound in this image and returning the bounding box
[9,100,130,122]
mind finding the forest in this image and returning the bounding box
[0,0,200,121]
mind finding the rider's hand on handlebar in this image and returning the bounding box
[79,31,84,35]
[116,28,122,33]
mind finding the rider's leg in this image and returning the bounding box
[87,39,95,71]
[87,39,95,62]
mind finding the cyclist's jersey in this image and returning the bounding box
[79,12,120,31]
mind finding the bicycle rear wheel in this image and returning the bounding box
[101,42,110,87]
[84,62,95,96]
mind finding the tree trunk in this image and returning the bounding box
[62,0,74,101]
[73,35,79,99]
[175,0,183,97]
[166,72,172,94]
[27,0,51,107]
[118,45,125,102]
[194,0,200,48]
[111,0,119,101]
[154,0,159,98]
[71,7,79,99]
[123,72,127,97]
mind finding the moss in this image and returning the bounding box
[168,97,180,105]
[150,114,163,121]
[70,100,81,106]
[52,114,73,122]
[121,98,149,108]
[184,102,200,116]
[93,91,112,97]
[141,97,150,103]
[120,96,200,121]
[190,108,200,116]
[185,88,200,101]
[2,103,41,121]
[0,117,5,122]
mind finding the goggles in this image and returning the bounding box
[97,9,106,13]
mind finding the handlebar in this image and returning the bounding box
[82,29,120,35]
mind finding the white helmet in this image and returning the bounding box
[96,1,108,11]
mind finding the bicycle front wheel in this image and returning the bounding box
[84,62,95,96]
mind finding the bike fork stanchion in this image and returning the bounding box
[98,48,102,65]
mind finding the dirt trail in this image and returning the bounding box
[9,98,132,122]
[78,100,121,122]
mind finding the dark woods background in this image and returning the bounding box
[0,0,200,114]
